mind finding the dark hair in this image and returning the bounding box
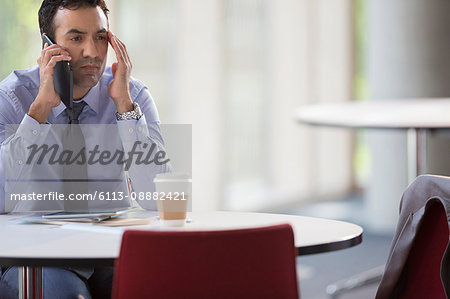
[38,0,109,42]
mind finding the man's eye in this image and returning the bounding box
[71,36,81,41]
[97,36,106,40]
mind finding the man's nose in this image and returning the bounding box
[82,38,99,58]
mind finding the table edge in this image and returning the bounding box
[0,257,115,268]
[297,231,363,255]
[0,232,363,266]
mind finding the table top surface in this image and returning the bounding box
[0,210,363,267]
[295,98,450,129]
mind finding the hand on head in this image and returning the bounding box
[107,30,134,113]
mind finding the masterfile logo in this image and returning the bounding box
[3,124,192,213]
[26,141,170,170]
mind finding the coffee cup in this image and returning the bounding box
[153,172,191,226]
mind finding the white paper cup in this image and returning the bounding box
[154,172,191,226]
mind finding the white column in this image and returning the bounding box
[173,0,223,211]
[265,0,354,205]
[366,0,450,232]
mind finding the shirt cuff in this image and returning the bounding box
[117,114,150,144]
[14,114,51,145]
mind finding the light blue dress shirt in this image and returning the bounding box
[0,66,170,213]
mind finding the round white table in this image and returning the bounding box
[0,210,363,299]
[295,98,450,181]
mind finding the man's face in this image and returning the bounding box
[53,6,108,90]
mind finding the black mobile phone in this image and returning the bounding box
[41,34,73,109]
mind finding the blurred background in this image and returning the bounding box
[2,1,450,297]
[3,0,448,229]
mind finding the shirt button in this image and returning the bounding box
[129,128,134,133]
[32,130,38,135]
[138,126,143,132]
[18,160,23,165]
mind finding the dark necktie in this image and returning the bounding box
[63,101,88,211]
[66,101,87,124]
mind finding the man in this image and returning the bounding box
[0,0,170,297]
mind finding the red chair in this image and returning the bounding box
[112,224,299,299]
[394,199,449,299]
[375,175,450,299]
[327,175,450,299]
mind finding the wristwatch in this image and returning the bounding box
[115,102,142,121]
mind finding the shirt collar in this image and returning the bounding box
[51,81,101,117]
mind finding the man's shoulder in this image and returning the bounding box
[0,66,39,95]
[101,66,147,99]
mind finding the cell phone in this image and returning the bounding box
[41,34,73,109]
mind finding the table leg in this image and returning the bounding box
[18,267,25,299]
[18,266,43,299]
[407,128,427,182]
[416,129,428,175]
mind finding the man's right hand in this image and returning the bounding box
[28,43,71,124]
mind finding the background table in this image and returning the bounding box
[295,98,450,181]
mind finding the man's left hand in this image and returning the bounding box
[108,30,134,113]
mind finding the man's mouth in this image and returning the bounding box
[81,64,100,69]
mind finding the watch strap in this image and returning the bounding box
[116,102,142,121]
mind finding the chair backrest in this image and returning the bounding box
[398,200,449,299]
[112,224,299,299]
[376,176,450,299]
